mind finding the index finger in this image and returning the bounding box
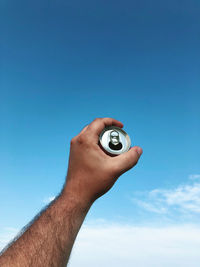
[87,117,123,141]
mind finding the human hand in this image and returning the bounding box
[64,118,143,206]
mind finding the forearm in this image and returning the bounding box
[0,185,91,267]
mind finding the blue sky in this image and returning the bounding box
[1,0,200,265]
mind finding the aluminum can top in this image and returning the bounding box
[99,126,131,155]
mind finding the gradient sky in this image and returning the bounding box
[1,0,200,266]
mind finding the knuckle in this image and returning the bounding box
[70,137,76,145]
[94,118,101,122]
[104,117,111,121]
[77,134,88,145]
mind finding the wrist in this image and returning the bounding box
[61,180,92,213]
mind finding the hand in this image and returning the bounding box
[64,118,143,205]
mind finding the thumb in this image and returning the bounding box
[113,146,143,174]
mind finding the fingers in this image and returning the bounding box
[87,118,123,141]
[113,146,143,174]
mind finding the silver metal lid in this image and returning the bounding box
[99,126,131,155]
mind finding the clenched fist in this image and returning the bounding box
[64,118,143,205]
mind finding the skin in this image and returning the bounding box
[0,117,143,267]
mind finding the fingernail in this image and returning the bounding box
[136,147,143,156]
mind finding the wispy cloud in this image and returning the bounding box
[132,174,200,215]
[43,196,56,204]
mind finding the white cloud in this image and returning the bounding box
[1,223,200,267]
[43,196,56,204]
[2,223,200,267]
[0,227,19,252]
[2,174,200,266]
[133,199,167,214]
[132,175,200,215]
[69,224,200,267]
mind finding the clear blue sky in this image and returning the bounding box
[1,0,200,257]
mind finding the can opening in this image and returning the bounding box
[109,130,123,150]
[109,142,123,150]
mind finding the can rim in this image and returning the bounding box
[99,126,131,155]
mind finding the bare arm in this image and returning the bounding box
[0,118,142,267]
